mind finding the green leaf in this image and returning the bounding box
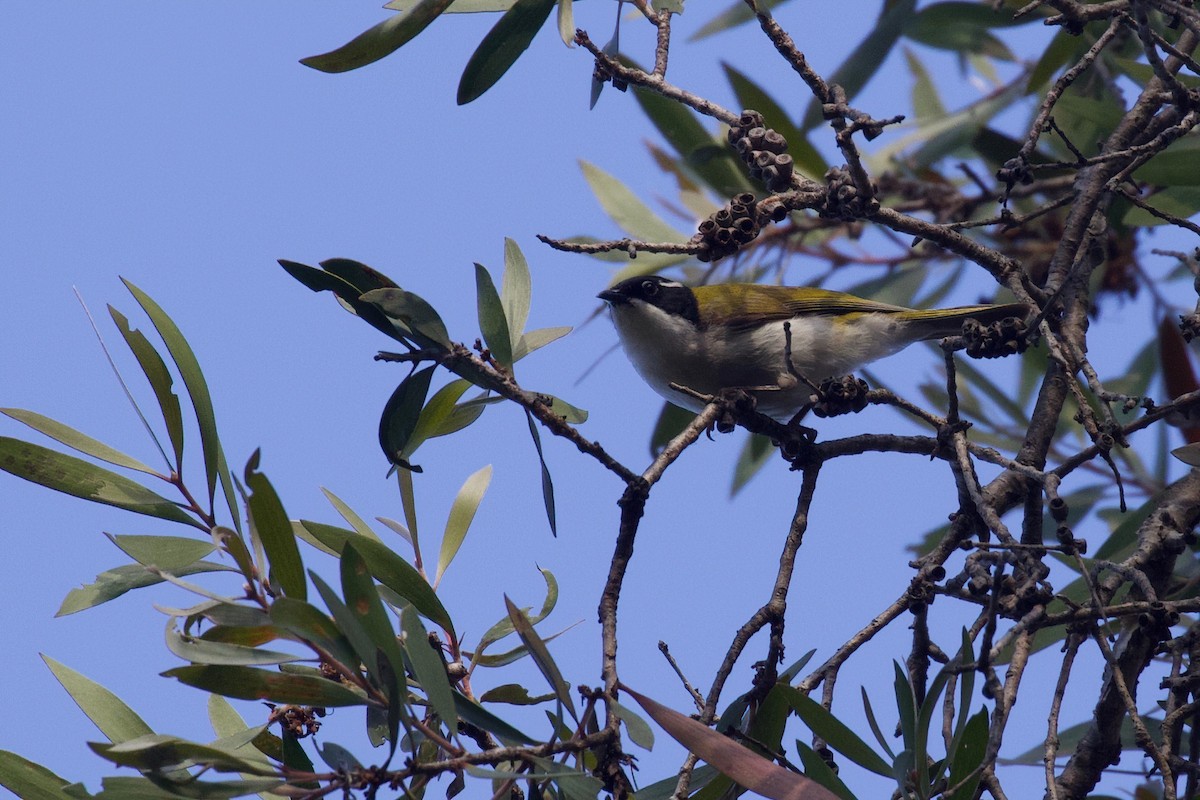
[722,62,826,180]
[903,47,946,122]
[579,161,689,242]
[245,452,306,601]
[300,521,455,636]
[631,86,751,197]
[795,739,857,800]
[379,365,436,467]
[321,487,381,541]
[689,0,793,41]
[164,665,367,706]
[513,326,571,361]
[165,620,300,666]
[542,393,587,424]
[43,655,154,743]
[731,433,774,496]
[0,751,74,800]
[479,683,556,705]
[649,401,695,457]
[903,2,1018,59]
[779,685,893,777]
[403,379,486,459]
[525,410,557,536]
[0,408,158,476]
[400,606,458,727]
[454,691,538,745]
[89,733,277,776]
[57,561,231,616]
[801,0,918,130]
[359,288,452,349]
[436,464,492,586]
[945,708,988,800]
[504,595,575,720]
[109,307,185,471]
[122,279,227,514]
[474,264,514,367]
[1123,187,1200,227]
[0,437,202,529]
[623,685,841,800]
[1173,442,1200,466]
[457,0,556,105]
[613,700,655,751]
[109,534,215,571]
[301,0,456,72]
[501,237,531,348]
[269,596,360,673]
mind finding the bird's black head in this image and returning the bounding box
[597,275,700,325]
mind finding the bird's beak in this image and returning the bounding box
[597,288,625,304]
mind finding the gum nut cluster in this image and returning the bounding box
[727,110,795,192]
[692,193,761,263]
[962,316,1029,359]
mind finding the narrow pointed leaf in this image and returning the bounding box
[245,454,306,601]
[301,0,456,73]
[781,685,891,777]
[456,0,556,105]
[378,366,436,467]
[163,665,366,706]
[436,464,492,585]
[722,62,825,179]
[58,562,232,616]
[321,487,381,541]
[109,307,185,470]
[513,326,571,361]
[42,655,154,743]
[945,709,988,800]
[0,437,202,529]
[165,621,301,666]
[401,606,459,726]
[501,238,531,348]
[0,409,158,476]
[474,264,513,367]
[800,0,917,130]
[525,410,557,536]
[122,279,223,510]
[403,379,479,459]
[269,596,359,672]
[795,740,856,800]
[359,288,451,349]
[504,596,575,719]
[632,88,750,197]
[622,685,841,800]
[613,700,655,750]
[580,161,688,242]
[300,521,455,636]
[0,750,74,800]
[454,691,537,745]
[109,534,215,571]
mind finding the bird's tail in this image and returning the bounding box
[903,302,1033,340]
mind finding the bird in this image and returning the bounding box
[598,275,1031,422]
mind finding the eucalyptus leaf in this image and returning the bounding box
[0,437,202,529]
[457,0,556,105]
[42,655,154,743]
[436,464,492,586]
[301,0,456,73]
[0,408,158,476]
[163,665,367,707]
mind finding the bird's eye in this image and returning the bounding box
[641,280,659,297]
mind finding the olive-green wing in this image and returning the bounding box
[692,283,910,331]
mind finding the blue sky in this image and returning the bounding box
[1,3,1189,798]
